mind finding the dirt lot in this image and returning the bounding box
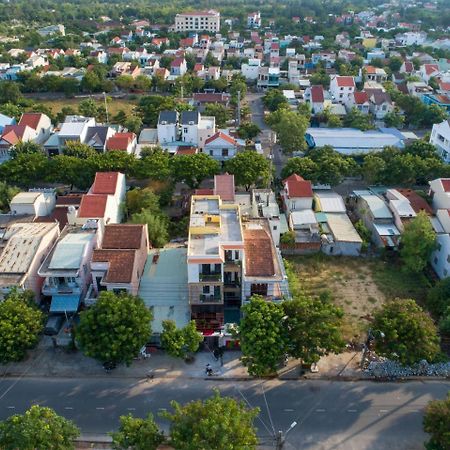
[285,254,430,342]
[38,97,138,118]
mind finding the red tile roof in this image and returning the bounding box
[92,249,136,283]
[91,172,119,195]
[439,81,450,91]
[106,133,135,151]
[396,188,433,215]
[310,85,324,103]
[78,194,108,218]
[283,173,313,198]
[18,113,43,130]
[244,229,275,277]
[2,124,29,141]
[205,131,237,146]
[214,174,235,202]
[354,91,369,104]
[194,188,214,195]
[171,57,185,67]
[403,61,413,72]
[176,147,198,155]
[441,179,450,193]
[56,194,83,206]
[335,76,355,87]
[102,224,145,249]
[424,64,439,75]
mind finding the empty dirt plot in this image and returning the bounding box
[285,254,430,342]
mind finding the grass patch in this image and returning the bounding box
[368,296,378,304]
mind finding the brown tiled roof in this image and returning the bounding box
[18,113,44,130]
[35,206,69,231]
[56,194,83,206]
[310,85,324,103]
[283,174,313,198]
[441,179,450,193]
[396,189,433,215]
[214,174,235,202]
[92,249,136,283]
[106,133,135,151]
[102,224,145,249]
[91,172,119,195]
[244,229,275,277]
[78,194,108,218]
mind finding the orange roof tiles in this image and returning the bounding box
[283,173,313,198]
[244,229,275,277]
[78,194,108,218]
[92,249,136,283]
[106,133,135,151]
[18,113,43,130]
[91,172,119,195]
[205,131,237,146]
[102,224,145,249]
[214,174,235,202]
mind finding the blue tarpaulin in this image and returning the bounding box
[50,294,80,313]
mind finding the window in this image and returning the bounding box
[273,225,277,230]
[214,286,221,297]
[222,148,228,157]
[214,264,221,273]
[434,257,438,265]
[437,242,442,251]
[184,127,188,133]
[234,250,239,260]
[203,285,210,294]
[447,255,450,264]
[201,264,211,274]
[251,283,268,296]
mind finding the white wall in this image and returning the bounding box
[431,234,450,279]
[157,123,177,144]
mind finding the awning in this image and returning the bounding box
[50,294,80,313]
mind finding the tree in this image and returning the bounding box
[427,278,450,318]
[160,320,203,360]
[280,157,319,183]
[343,107,373,130]
[135,147,171,181]
[130,210,169,248]
[0,405,80,450]
[361,154,386,184]
[237,122,260,140]
[422,104,448,128]
[48,155,97,190]
[0,81,22,104]
[0,152,49,186]
[63,141,97,159]
[124,115,143,134]
[9,141,44,159]
[283,295,345,364]
[0,181,19,212]
[271,109,309,154]
[0,290,44,363]
[400,211,436,273]
[327,113,343,128]
[115,74,135,91]
[162,390,259,450]
[405,140,439,159]
[297,102,312,122]
[423,393,450,450]
[225,150,271,190]
[0,102,22,121]
[170,153,219,189]
[111,413,164,450]
[239,295,288,376]
[137,95,176,126]
[388,56,404,73]
[204,103,229,128]
[262,89,288,111]
[372,299,440,365]
[76,291,152,365]
[383,110,405,128]
[126,188,161,216]
[78,98,98,118]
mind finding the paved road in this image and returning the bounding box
[0,377,448,449]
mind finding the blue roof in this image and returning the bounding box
[50,294,80,313]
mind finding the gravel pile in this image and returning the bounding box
[365,359,450,378]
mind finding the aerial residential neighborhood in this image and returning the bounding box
[0,0,449,449]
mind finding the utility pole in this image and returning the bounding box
[103,92,109,124]
[236,90,241,127]
[275,430,284,450]
[180,84,184,101]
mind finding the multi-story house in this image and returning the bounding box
[18,113,52,144]
[247,11,261,28]
[304,85,325,114]
[365,88,394,119]
[0,222,60,300]
[170,57,187,77]
[87,224,149,303]
[56,115,96,151]
[330,75,355,104]
[365,66,388,83]
[157,111,179,144]
[280,174,314,215]
[38,224,99,314]
[174,10,220,32]
[430,119,450,162]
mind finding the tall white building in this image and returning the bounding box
[430,119,450,163]
[174,10,220,32]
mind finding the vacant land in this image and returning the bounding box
[285,254,430,341]
[38,97,138,118]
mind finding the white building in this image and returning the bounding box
[396,32,427,46]
[174,10,220,32]
[281,174,314,215]
[247,11,261,28]
[9,191,56,218]
[330,75,356,104]
[157,111,179,144]
[241,59,261,81]
[430,120,450,163]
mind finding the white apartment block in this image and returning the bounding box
[430,119,450,163]
[174,10,220,32]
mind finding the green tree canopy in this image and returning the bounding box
[270,109,309,154]
[400,211,436,273]
[170,152,219,189]
[372,299,440,365]
[427,278,450,318]
[262,89,288,111]
[76,291,152,365]
[280,157,319,183]
[126,187,161,216]
[78,98,99,118]
[162,390,259,450]
[383,110,405,128]
[237,122,261,140]
[0,405,80,450]
[239,295,288,376]
[423,392,450,450]
[63,141,98,159]
[343,107,374,131]
[283,295,345,364]
[224,150,271,190]
[204,103,230,128]
[130,210,169,248]
[0,290,43,363]
[134,147,171,181]
[111,413,164,450]
[9,140,44,159]
[0,181,19,213]
[160,320,203,359]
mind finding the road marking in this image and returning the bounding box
[64,407,74,410]
[6,406,15,409]
[158,408,167,411]
[284,408,295,412]
[127,408,136,411]
[347,409,357,413]
[316,409,326,412]
[379,409,389,413]
[96,407,105,410]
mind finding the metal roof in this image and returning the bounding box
[10,192,41,205]
[315,191,346,213]
[355,192,392,219]
[326,213,362,243]
[48,233,93,270]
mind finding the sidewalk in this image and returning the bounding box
[0,336,363,380]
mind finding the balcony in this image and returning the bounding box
[224,278,240,288]
[42,281,81,296]
[199,272,221,281]
[199,293,222,303]
[224,260,241,271]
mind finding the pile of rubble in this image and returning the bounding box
[364,359,450,378]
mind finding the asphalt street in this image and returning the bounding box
[0,377,448,450]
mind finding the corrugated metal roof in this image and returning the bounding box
[315,191,346,213]
[326,213,362,243]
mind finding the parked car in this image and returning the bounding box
[44,315,64,336]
